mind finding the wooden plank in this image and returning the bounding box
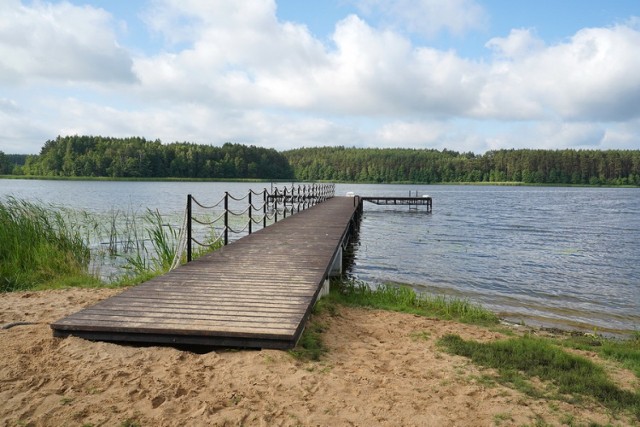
[50,196,359,349]
[98,295,311,307]
[57,313,300,329]
[78,305,301,319]
[96,299,308,312]
[54,321,295,338]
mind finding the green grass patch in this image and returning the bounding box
[561,333,640,379]
[291,279,498,361]
[327,280,499,326]
[438,334,640,419]
[289,321,328,361]
[289,300,334,361]
[0,197,95,292]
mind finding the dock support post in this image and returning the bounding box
[319,278,330,299]
[329,247,343,277]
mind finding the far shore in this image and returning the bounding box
[2,174,638,188]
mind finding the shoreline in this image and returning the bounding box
[1,288,637,426]
[2,175,638,188]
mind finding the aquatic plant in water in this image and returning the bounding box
[0,197,91,291]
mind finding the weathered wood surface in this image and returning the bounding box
[51,196,359,349]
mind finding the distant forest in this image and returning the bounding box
[285,146,640,185]
[1,136,293,179]
[1,135,639,185]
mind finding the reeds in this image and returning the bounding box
[0,198,226,290]
[123,209,179,275]
[0,197,92,291]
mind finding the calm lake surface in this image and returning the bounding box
[1,179,638,334]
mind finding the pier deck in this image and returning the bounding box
[51,197,359,349]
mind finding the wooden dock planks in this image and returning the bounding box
[51,196,360,349]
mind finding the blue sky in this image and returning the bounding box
[1,0,639,154]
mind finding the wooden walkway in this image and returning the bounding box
[51,197,360,349]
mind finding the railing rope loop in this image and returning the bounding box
[183,183,335,265]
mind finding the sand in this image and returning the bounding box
[0,288,636,426]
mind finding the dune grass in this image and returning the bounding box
[0,197,96,292]
[438,334,640,420]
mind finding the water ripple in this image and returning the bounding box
[341,184,640,335]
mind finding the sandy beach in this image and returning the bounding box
[1,288,636,426]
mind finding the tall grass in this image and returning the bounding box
[123,209,177,275]
[0,197,94,291]
[329,280,499,325]
[0,198,226,291]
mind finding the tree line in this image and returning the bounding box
[0,152,25,175]
[1,136,639,185]
[5,136,293,179]
[284,146,640,185]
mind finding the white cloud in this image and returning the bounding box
[354,0,488,38]
[486,28,545,58]
[0,97,49,153]
[477,25,640,121]
[598,118,640,149]
[0,0,135,84]
[134,0,328,109]
[374,120,447,147]
[134,12,483,118]
[39,96,362,150]
[534,122,606,148]
[1,0,639,155]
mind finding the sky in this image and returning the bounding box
[1,0,639,155]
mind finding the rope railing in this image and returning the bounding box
[177,183,335,264]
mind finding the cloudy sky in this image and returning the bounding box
[1,0,639,154]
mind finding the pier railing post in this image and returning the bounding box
[224,191,229,246]
[263,189,267,228]
[248,190,252,235]
[283,187,288,219]
[302,184,307,210]
[187,194,192,262]
[274,188,279,223]
[312,184,316,206]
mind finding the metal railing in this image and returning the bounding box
[185,183,335,262]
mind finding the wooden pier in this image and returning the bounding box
[51,192,431,349]
[51,197,359,349]
[360,196,432,211]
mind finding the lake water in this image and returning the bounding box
[1,179,638,334]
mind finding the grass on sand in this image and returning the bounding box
[291,279,640,422]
